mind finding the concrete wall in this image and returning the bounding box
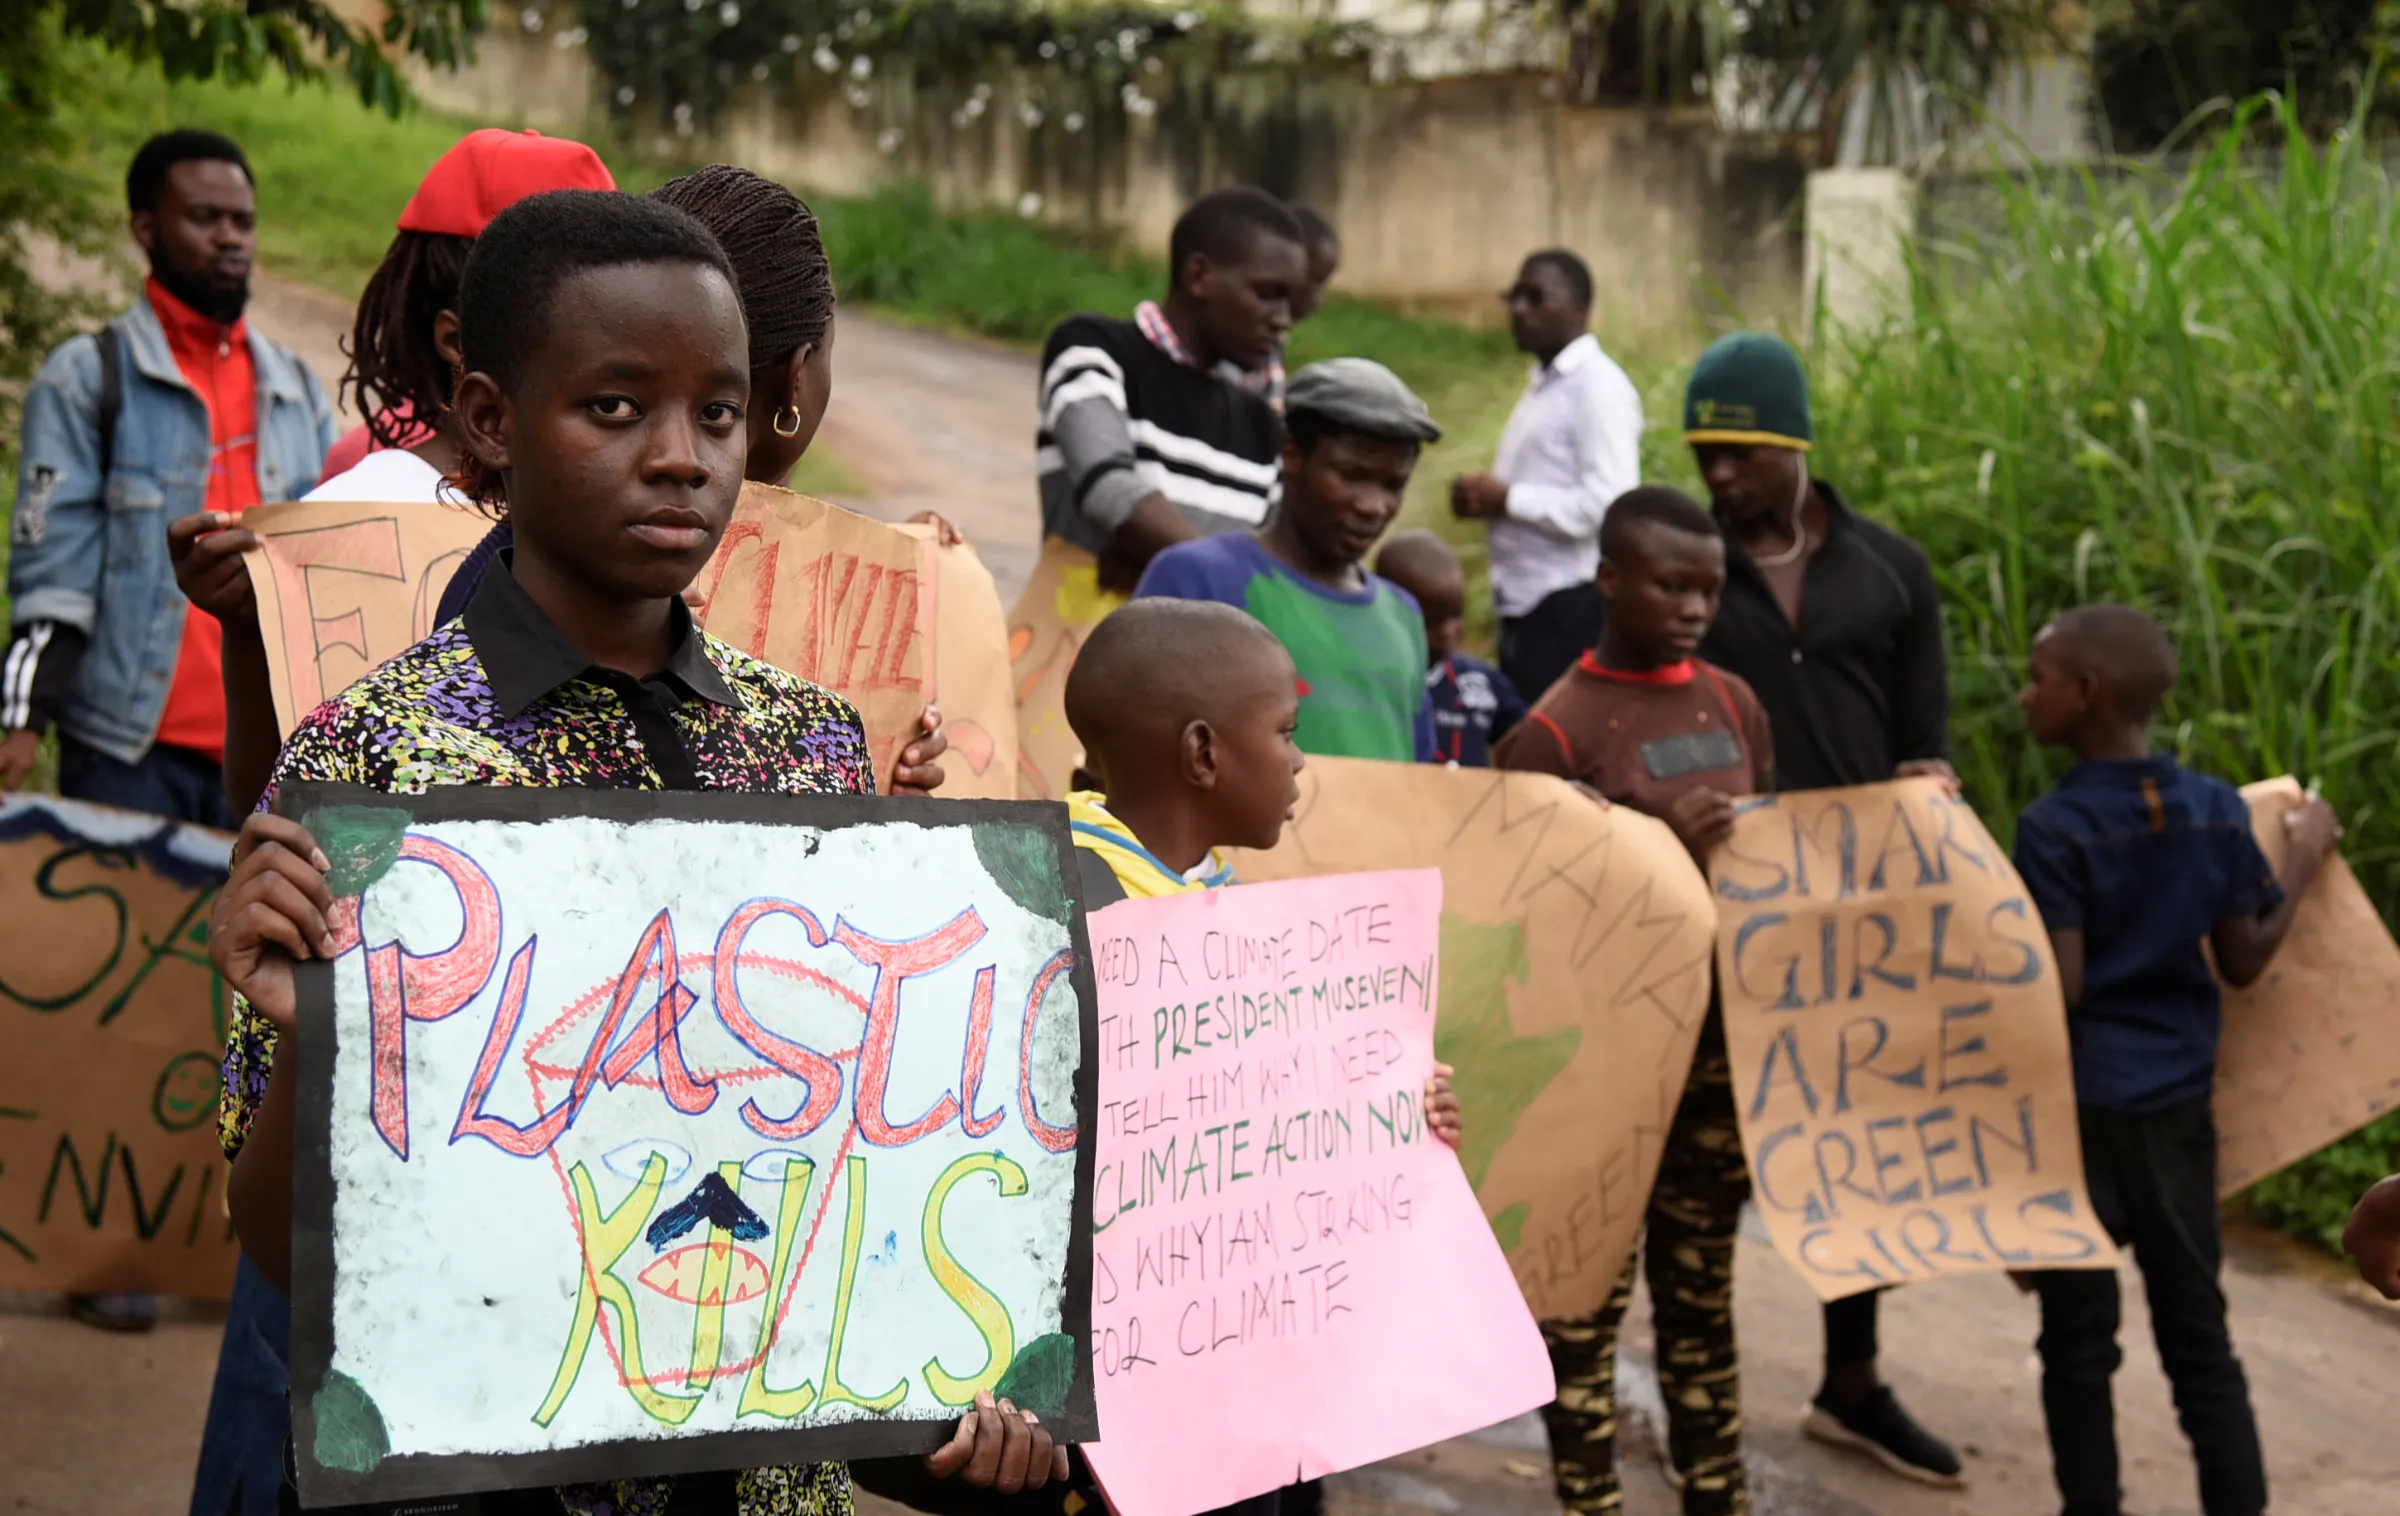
[1803,167,1915,336]
[411,21,1811,332]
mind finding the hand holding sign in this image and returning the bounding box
[1079,871,1552,1516]
[1711,778,2119,1299]
[273,785,1100,1507]
[2214,777,2400,1194]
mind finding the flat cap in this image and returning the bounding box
[1284,357,1441,443]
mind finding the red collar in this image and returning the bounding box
[1578,651,1695,685]
[146,276,246,355]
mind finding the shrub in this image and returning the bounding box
[1815,92,2400,1244]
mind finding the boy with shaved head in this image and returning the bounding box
[1064,597,1306,904]
[2014,603,2337,1516]
[1049,597,1459,1516]
[1375,529,1527,766]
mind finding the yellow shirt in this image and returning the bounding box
[1064,790,1234,899]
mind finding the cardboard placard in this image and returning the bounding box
[1712,779,2119,1300]
[280,784,1099,1506]
[0,797,238,1299]
[1006,538,1124,801]
[241,498,492,734]
[1079,871,1554,1516]
[694,483,932,795]
[1225,758,1719,1320]
[2215,776,2400,1193]
[906,528,1021,802]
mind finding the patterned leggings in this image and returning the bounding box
[1540,1018,1751,1516]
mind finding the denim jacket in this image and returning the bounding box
[6,291,337,764]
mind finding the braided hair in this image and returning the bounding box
[650,165,835,374]
[344,230,473,449]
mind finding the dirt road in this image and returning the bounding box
[5,273,2396,1515]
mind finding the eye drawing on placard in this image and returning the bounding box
[603,1138,693,1186]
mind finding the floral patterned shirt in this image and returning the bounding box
[218,559,868,1516]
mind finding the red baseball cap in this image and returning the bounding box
[396,128,617,238]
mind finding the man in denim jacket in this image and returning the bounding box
[3,130,336,828]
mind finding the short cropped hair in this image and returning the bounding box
[1600,485,1719,562]
[1524,247,1594,310]
[2052,603,2178,721]
[127,130,251,213]
[1290,202,1338,252]
[458,190,738,389]
[1169,187,1305,277]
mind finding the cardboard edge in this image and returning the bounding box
[276,781,1103,1501]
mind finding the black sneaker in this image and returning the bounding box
[1801,1387,1965,1488]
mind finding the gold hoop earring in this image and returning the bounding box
[772,405,803,438]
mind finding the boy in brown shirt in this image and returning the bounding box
[1495,485,1769,1516]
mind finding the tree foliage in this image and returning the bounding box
[2087,0,2389,150]
[50,0,488,113]
[555,0,1372,152]
[1,1,485,446]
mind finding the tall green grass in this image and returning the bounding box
[1816,93,2400,1239]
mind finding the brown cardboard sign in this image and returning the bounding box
[1712,778,2119,1301]
[1227,757,1719,1320]
[1006,538,1123,801]
[905,527,1021,802]
[241,498,491,734]
[694,483,931,794]
[0,797,239,1299]
[2216,777,2400,1194]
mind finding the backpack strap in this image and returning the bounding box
[93,321,124,479]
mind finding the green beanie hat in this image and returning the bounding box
[1683,331,1812,451]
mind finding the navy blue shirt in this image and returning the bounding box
[1424,653,1528,767]
[2013,755,2281,1112]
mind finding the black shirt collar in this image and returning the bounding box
[461,551,737,719]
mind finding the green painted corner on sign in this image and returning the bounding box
[311,1369,391,1474]
[991,1331,1076,1420]
[1432,912,1580,1193]
[972,822,1070,924]
[1490,1202,1531,1254]
[307,805,412,898]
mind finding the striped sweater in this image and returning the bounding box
[1035,312,1283,555]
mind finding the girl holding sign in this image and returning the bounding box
[209,189,1065,1515]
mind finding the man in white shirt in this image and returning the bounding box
[1450,249,1643,702]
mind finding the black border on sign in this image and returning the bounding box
[278,781,1103,1509]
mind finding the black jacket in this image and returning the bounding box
[1698,478,1949,791]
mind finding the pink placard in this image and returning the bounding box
[1079,869,1555,1516]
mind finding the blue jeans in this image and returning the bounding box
[191,1255,293,1516]
[57,736,235,830]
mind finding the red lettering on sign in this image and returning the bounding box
[838,909,985,1146]
[713,900,848,1141]
[364,837,502,1160]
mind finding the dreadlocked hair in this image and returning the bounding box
[651,165,834,374]
[343,230,475,451]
